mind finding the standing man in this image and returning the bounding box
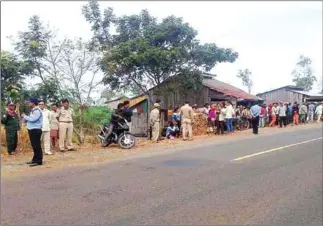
[39,100,52,155]
[278,102,287,128]
[315,102,323,123]
[307,102,315,122]
[58,99,75,152]
[1,101,20,155]
[225,101,235,134]
[259,104,266,128]
[299,103,308,124]
[22,98,43,167]
[123,100,133,132]
[149,103,160,142]
[50,103,60,151]
[250,102,261,134]
[180,100,194,141]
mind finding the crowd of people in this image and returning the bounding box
[2,96,322,166]
[149,100,323,141]
[1,98,75,167]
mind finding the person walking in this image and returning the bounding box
[149,103,161,142]
[278,102,287,128]
[22,98,43,167]
[50,103,60,151]
[307,102,315,122]
[250,102,261,134]
[225,101,235,134]
[39,100,52,155]
[1,101,20,155]
[58,99,75,152]
[269,103,278,127]
[180,100,194,141]
[315,102,323,123]
[299,103,308,124]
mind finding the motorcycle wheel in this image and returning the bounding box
[118,133,136,149]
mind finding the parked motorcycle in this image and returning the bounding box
[98,118,136,149]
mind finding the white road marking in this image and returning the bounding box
[232,137,323,161]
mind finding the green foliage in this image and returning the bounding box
[73,106,111,132]
[82,1,238,101]
[292,55,316,91]
[237,69,253,94]
[1,51,33,101]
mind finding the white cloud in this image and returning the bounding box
[1,1,322,94]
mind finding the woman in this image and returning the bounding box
[225,101,235,133]
[216,102,226,135]
[207,104,216,133]
[172,107,182,138]
[269,103,278,127]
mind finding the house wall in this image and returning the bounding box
[148,86,209,110]
[257,88,304,104]
[131,113,148,136]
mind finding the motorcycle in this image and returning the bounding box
[98,118,136,149]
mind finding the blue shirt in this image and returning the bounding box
[172,113,182,121]
[23,107,43,130]
[250,104,261,117]
[166,126,178,137]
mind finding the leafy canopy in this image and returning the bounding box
[237,69,253,94]
[292,55,316,91]
[82,1,238,99]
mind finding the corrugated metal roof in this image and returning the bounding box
[256,85,303,96]
[290,90,323,97]
[128,95,147,108]
[203,79,261,100]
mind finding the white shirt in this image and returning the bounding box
[219,108,226,121]
[272,106,278,115]
[225,105,235,119]
[315,105,323,114]
[41,108,52,132]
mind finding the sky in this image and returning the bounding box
[1,1,322,96]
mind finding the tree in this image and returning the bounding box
[14,15,52,84]
[237,69,253,94]
[82,1,238,102]
[292,55,316,91]
[0,51,33,101]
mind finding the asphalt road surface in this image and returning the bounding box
[2,126,322,225]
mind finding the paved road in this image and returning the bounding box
[1,126,322,225]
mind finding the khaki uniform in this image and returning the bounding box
[149,108,160,142]
[181,104,193,140]
[58,107,74,151]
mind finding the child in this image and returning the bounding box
[166,121,179,140]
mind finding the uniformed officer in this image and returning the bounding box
[1,101,20,155]
[149,103,160,142]
[57,99,75,152]
[180,100,194,141]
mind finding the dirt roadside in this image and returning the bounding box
[1,123,322,178]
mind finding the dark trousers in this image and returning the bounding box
[175,120,181,138]
[216,120,225,135]
[279,116,287,127]
[252,116,260,134]
[28,129,43,163]
[6,129,18,154]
